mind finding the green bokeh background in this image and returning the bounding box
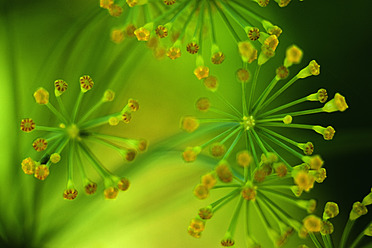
[0,0,371,247]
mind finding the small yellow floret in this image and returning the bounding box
[102,89,115,102]
[236,150,252,167]
[215,161,233,183]
[32,138,48,152]
[236,68,250,83]
[186,42,199,54]
[275,0,292,7]
[285,45,303,66]
[34,88,49,105]
[104,187,119,199]
[283,115,292,124]
[50,153,61,163]
[201,173,217,189]
[193,184,209,199]
[180,116,199,133]
[276,65,289,80]
[194,66,209,80]
[198,207,213,220]
[210,142,226,158]
[274,162,288,177]
[203,76,219,92]
[63,188,78,200]
[189,218,205,233]
[155,25,168,38]
[34,164,50,180]
[108,4,123,17]
[313,126,335,140]
[182,146,201,162]
[196,97,210,112]
[323,202,339,219]
[362,189,372,206]
[264,35,279,52]
[163,0,176,5]
[322,93,348,112]
[247,27,260,41]
[303,215,322,232]
[294,170,315,192]
[85,182,98,195]
[100,0,113,9]
[211,52,225,64]
[167,47,181,60]
[134,27,150,41]
[238,41,257,63]
[122,112,132,123]
[80,75,94,92]
[21,157,35,175]
[128,99,139,112]
[118,178,130,191]
[54,79,68,96]
[111,29,124,44]
[108,117,120,126]
[297,60,320,79]
[350,202,368,220]
[241,186,257,201]
[126,0,138,7]
[320,220,334,235]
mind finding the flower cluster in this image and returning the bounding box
[299,189,372,248]
[100,0,298,77]
[20,76,147,200]
[181,45,349,246]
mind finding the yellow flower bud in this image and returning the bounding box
[246,27,260,41]
[80,75,94,92]
[134,27,150,41]
[276,65,289,80]
[198,206,213,220]
[204,76,219,92]
[215,160,233,183]
[284,45,303,67]
[63,188,78,200]
[50,153,61,164]
[313,125,335,140]
[238,41,257,63]
[84,181,97,195]
[306,88,328,103]
[33,87,49,105]
[104,187,119,199]
[182,146,201,162]
[350,202,368,220]
[109,116,120,126]
[323,202,339,219]
[211,52,225,64]
[236,150,252,167]
[118,178,130,191]
[32,138,48,152]
[21,157,35,175]
[108,4,123,17]
[193,184,209,199]
[34,164,49,180]
[201,173,217,189]
[195,97,210,112]
[54,79,68,96]
[111,29,124,44]
[100,0,113,9]
[322,93,348,112]
[320,220,334,235]
[210,142,226,158]
[297,60,320,79]
[155,25,168,38]
[362,188,372,206]
[236,68,250,83]
[166,47,181,60]
[303,215,322,232]
[180,116,199,133]
[103,89,115,102]
[241,186,257,201]
[186,42,199,54]
[283,115,292,124]
[194,66,209,80]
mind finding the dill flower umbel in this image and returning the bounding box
[182,45,348,246]
[101,0,300,75]
[20,76,147,200]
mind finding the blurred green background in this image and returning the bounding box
[0,0,371,247]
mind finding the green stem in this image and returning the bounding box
[248,65,261,113]
[260,75,299,111]
[223,129,243,159]
[340,219,355,248]
[72,91,84,122]
[252,77,279,115]
[212,0,240,43]
[227,196,244,236]
[78,99,104,124]
[46,102,68,123]
[309,232,323,248]
[266,107,324,119]
[216,91,242,117]
[258,96,308,118]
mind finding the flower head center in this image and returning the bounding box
[242,116,255,130]
[67,124,80,139]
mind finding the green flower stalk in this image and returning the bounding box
[100,0,301,76]
[181,45,349,246]
[20,76,147,200]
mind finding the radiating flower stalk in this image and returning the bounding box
[181,45,349,247]
[20,76,147,200]
[100,0,300,77]
[299,189,372,248]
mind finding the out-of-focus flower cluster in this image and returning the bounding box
[20,76,147,200]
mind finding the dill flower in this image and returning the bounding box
[20,76,147,200]
[100,0,299,76]
[182,45,348,246]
